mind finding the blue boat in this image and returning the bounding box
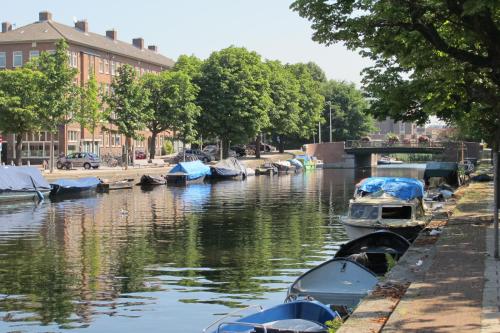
[286,258,378,311]
[205,301,339,333]
[0,166,50,202]
[50,177,100,196]
[334,231,410,276]
[167,160,211,185]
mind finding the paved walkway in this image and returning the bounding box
[383,181,495,332]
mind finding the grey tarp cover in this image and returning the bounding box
[0,166,51,192]
[211,157,247,177]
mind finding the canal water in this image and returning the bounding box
[0,165,424,332]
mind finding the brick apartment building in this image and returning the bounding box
[370,118,420,141]
[0,11,175,164]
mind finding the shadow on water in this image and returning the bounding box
[0,165,424,332]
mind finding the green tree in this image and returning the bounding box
[141,71,200,159]
[106,64,149,169]
[321,80,374,142]
[305,61,327,83]
[290,0,500,146]
[287,63,325,142]
[173,55,203,81]
[76,72,103,154]
[265,60,302,153]
[0,68,44,165]
[27,39,79,173]
[197,46,272,157]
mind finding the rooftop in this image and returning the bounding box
[0,13,174,68]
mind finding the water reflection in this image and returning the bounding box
[0,165,424,332]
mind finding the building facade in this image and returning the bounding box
[0,11,175,164]
[370,118,418,141]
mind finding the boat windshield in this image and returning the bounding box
[381,206,412,219]
[350,204,379,219]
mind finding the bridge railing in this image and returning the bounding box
[345,140,445,149]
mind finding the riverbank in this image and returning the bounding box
[339,170,496,332]
[41,152,297,182]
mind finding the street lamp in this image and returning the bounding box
[327,101,332,143]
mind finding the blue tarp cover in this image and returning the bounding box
[358,177,424,200]
[51,177,100,188]
[0,166,51,191]
[169,160,211,180]
[295,154,311,161]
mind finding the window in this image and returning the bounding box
[13,51,23,67]
[104,132,110,147]
[98,58,104,73]
[0,52,5,68]
[88,55,95,76]
[29,50,40,60]
[71,52,78,68]
[381,206,412,219]
[111,61,116,76]
[47,50,56,55]
[350,204,379,220]
[68,131,80,142]
[104,59,109,74]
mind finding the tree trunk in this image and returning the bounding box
[91,130,95,154]
[150,132,157,160]
[15,134,23,166]
[279,138,285,154]
[255,135,261,159]
[222,139,231,159]
[494,129,500,258]
[50,132,55,173]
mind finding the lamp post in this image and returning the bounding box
[327,101,332,143]
[318,122,321,144]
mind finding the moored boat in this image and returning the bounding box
[341,177,428,241]
[296,154,316,170]
[50,177,100,197]
[334,231,410,275]
[210,157,247,180]
[0,166,51,202]
[255,163,278,176]
[204,301,339,333]
[286,258,378,311]
[272,161,297,174]
[97,178,134,192]
[377,156,403,165]
[167,160,211,185]
[138,174,166,186]
[288,158,304,171]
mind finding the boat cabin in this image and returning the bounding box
[348,196,425,224]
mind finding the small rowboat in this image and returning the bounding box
[97,178,134,192]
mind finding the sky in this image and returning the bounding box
[1,0,372,86]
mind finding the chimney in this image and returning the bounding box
[106,29,117,41]
[132,38,144,49]
[39,11,53,22]
[2,22,12,33]
[148,45,158,52]
[75,20,88,33]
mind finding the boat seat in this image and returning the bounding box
[253,319,327,332]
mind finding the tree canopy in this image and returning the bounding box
[197,46,272,157]
[291,0,500,147]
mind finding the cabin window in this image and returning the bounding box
[381,206,412,219]
[350,204,379,219]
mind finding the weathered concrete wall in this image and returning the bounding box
[304,142,355,168]
[440,141,481,162]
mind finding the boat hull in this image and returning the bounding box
[0,190,50,203]
[50,184,98,197]
[166,174,205,185]
[97,180,134,192]
[139,175,166,186]
[342,220,425,241]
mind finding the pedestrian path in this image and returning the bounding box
[481,223,500,333]
[383,181,494,332]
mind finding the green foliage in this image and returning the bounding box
[325,317,343,333]
[106,64,148,140]
[290,0,500,147]
[386,133,399,142]
[197,46,272,156]
[77,72,103,137]
[305,61,327,83]
[286,63,325,139]
[385,253,397,273]
[27,39,79,134]
[173,54,203,81]
[321,80,374,141]
[162,140,174,155]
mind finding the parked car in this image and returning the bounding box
[246,143,276,154]
[202,146,237,159]
[175,149,214,163]
[135,151,147,159]
[57,152,100,170]
[231,145,247,157]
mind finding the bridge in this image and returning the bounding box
[303,140,478,168]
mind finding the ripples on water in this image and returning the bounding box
[0,166,424,332]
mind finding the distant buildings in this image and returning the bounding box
[369,118,454,141]
[0,11,175,164]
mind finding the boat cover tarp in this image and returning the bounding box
[51,177,100,188]
[295,154,311,161]
[215,301,337,333]
[0,166,50,191]
[211,157,246,177]
[288,258,378,308]
[358,177,424,200]
[288,159,304,169]
[169,160,211,180]
[335,231,410,258]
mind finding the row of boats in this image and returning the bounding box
[203,164,462,332]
